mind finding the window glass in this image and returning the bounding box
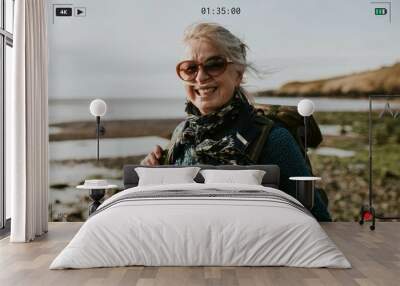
[0,0,3,29]
[5,0,14,33]
[0,37,3,227]
[5,44,12,219]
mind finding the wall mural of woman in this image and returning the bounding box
[141,23,331,221]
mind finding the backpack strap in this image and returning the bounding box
[162,121,186,165]
[247,115,274,163]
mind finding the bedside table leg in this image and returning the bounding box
[89,189,105,215]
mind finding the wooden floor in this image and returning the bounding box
[0,222,399,286]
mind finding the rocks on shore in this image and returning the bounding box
[257,62,400,97]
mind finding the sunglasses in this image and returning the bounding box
[176,56,233,82]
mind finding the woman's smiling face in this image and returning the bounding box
[184,39,243,115]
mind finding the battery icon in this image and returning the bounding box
[375,8,387,15]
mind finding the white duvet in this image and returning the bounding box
[50,183,351,269]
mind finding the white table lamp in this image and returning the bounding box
[297,99,315,160]
[89,99,107,161]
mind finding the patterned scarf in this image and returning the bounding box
[171,89,255,165]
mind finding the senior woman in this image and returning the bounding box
[141,23,331,221]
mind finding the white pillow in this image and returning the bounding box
[135,167,201,186]
[200,169,266,185]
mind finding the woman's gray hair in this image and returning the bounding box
[183,22,257,78]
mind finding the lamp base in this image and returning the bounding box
[295,180,315,210]
[89,189,105,215]
[290,176,320,210]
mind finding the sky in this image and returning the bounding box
[47,0,400,99]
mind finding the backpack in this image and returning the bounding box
[251,103,323,174]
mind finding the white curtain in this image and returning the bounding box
[7,0,49,242]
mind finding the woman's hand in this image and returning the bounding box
[140,145,164,165]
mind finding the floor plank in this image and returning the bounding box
[0,222,399,286]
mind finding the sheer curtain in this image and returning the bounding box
[7,0,49,242]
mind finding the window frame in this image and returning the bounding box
[0,0,13,234]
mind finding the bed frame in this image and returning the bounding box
[123,165,280,189]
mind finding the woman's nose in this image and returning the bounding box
[195,66,210,83]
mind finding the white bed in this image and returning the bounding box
[50,183,351,269]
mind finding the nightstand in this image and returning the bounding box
[77,180,118,215]
[289,176,321,210]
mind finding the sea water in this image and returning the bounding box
[49,97,400,124]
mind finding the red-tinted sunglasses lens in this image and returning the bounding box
[203,56,228,76]
[177,61,199,81]
[176,56,228,81]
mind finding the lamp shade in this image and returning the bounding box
[297,99,315,117]
[90,99,107,117]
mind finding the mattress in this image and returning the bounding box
[50,183,351,269]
